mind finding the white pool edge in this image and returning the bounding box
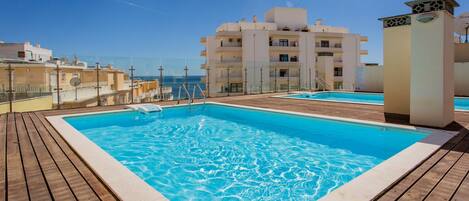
[47,102,457,201]
[273,91,469,112]
[47,112,168,201]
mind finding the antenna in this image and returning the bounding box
[455,13,469,43]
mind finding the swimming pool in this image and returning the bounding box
[285,92,469,111]
[64,103,430,200]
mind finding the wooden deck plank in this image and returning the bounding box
[426,147,469,200]
[376,131,469,201]
[451,171,469,201]
[398,136,469,201]
[15,113,51,200]
[1,95,467,201]
[28,113,99,201]
[22,112,77,201]
[0,115,7,200]
[34,112,118,201]
[6,113,29,201]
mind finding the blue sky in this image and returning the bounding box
[1,0,468,75]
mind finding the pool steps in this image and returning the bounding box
[127,104,163,113]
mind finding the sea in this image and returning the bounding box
[135,75,206,99]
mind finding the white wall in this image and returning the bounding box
[242,30,270,93]
[356,62,469,96]
[356,66,384,92]
[455,62,469,96]
[342,34,361,91]
[299,32,316,89]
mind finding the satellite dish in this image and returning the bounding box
[455,12,469,35]
[70,77,81,87]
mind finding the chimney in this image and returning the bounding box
[315,19,323,26]
[253,15,258,23]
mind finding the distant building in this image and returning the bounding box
[0,42,172,112]
[201,7,368,96]
[0,41,53,62]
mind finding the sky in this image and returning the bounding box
[0,0,468,75]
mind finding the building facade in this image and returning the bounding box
[201,7,368,96]
[0,41,53,62]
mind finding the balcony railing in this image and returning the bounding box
[220,43,242,47]
[270,41,298,47]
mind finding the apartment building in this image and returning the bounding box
[201,7,368,96]
[0,41,52,62]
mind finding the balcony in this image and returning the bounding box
[200,37,207,44]
[269,41,299,52]
[360,36,368,42]
[215,59,242,68]
[270,60,300,68]
[200,50,207,57]
[315,43,343,53]
[216,43,242,52]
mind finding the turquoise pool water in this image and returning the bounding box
[287,92,469,111]
[65,103,428,201]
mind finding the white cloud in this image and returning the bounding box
[113,0,166,15]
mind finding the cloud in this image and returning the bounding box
[286,1,294,7]
[113,0,166,15]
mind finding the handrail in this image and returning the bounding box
[177,84,191,105]
[315,72,333,91]
[192,84,206,104]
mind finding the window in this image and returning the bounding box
[334,82,343,90]
[321,40,330,48]
[279,69,289,77]
[279,54,289,62]
[290,56,298,62]
[229,83,243,92]
[237,38,242,43]
[18,51,25,58]
[228,38,233,42]
[279,39,289,46]
[334,67,343,76]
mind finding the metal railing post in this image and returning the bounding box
[5,64,14,113]
[129,65,135,103]
[206,67,210,97]
[298,67,301,91]
[244,67,247,95]
[260,67,263,94]
[95,63,102,106]
[184,65,188,90]
[274,67,278,92]
[159,65,164,101]
[227,67,230,97]
[55,64,62,109]
[287,67,290,92]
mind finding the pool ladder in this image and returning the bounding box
[177,84,206,105]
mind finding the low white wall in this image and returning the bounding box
[354,62,469,96]
[455,62,469,96]
[355,66,384,92]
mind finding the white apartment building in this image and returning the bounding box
[201,7,368,96]
[0,41,53,62]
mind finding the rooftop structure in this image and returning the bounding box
[0,41,52,62]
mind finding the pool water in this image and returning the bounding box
[287,92,469,111]
[65,103,428,201]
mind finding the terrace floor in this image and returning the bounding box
[1,93,469,200]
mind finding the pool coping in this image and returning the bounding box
[46,102,457,201]
[273,91,469,112]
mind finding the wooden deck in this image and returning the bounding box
[1,93,469,200]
